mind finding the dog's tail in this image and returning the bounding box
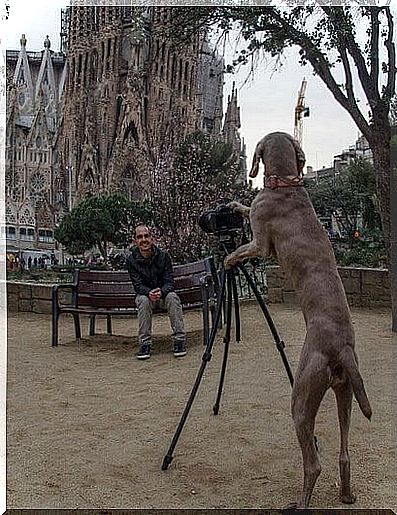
[340,346,372,420]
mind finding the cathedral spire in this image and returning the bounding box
[222,82,246,182]
[35,34,58,130]
[223,82,241,148]
[13,34,34,115]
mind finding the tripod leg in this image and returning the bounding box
[231,270,241,342]
[161,268,227,471]
[213,270,233,416]
[237,263,294,387]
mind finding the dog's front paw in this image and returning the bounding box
[226,201,241,212]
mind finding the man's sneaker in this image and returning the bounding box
[137,343,151,360]
[173,340,187,358]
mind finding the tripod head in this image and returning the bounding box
[217,231,240,257]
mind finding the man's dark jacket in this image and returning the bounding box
[126,245,175,298]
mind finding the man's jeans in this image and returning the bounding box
[135,292,185,346]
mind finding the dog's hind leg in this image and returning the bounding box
[288,352,330,509]
[332,380,356,504]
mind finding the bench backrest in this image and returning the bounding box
[75,257,215,310]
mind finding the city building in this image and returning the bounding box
[196,37,224,136]
[305,134,373,183]
[5,6,244,262]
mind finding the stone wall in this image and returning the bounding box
[7,265,391,313]
[7,282,72,314]
[266,266,391,308]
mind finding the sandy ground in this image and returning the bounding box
[6,302,397,510]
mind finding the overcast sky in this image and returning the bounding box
[4,1,370,185]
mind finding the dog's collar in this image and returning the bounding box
[264,174,303,190]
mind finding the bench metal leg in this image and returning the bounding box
[52,309,60,347]
[89,315,96,336]
[106,315,112,334]
[73,314,81,340]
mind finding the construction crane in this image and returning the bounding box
[294,78,310,146]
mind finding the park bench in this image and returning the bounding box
[51,257,217,347]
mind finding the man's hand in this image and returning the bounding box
[149,288,162,302]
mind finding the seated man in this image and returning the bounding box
[126,224,187,360]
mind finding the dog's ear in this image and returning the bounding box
[292,138,306,176]
[249,157,260,178]
[249,143,262,178]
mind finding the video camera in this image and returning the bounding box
[198,204,244,235]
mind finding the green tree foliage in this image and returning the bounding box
[306,159,381,239]
[150,131,257,264]
[54,194,152,260]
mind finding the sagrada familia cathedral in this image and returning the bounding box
[5,7,245,258]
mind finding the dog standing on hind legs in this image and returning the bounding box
[224,131,372,510]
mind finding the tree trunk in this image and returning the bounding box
[391,138,397,332]
[370,133,396,332]
[370,141,391,255]
[391,229,397,332]
[97,241,107,262]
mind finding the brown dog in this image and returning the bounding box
[224,131,372,510]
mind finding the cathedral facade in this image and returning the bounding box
[6,34,66,256]
[5,6,243,258]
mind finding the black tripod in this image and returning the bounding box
[161,248,295,471]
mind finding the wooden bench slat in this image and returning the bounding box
[174,275,206,288]
[62,306,136,315]
[174,261,209,276]
[77,290,204,308]
[78,282,135,294]
[78,270,131,282]
[77,276,206,294]
[78,263,208,282]
[78,295,135,308]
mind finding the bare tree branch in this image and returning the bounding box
[322,7,380,106]
[384,6,396,102]
[345,32,380,105]
[340,47,355,101]
[370,7,380,87]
